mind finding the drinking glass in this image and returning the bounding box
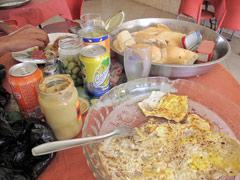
[124,37,152,81]
[80,13,103,28]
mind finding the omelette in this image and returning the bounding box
[98,91,240,180]
[138,91,188,122]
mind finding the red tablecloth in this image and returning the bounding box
[1,53,240,180]
[0,0,73,27]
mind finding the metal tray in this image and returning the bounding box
[0,0,30,9]
[110,18,231,78]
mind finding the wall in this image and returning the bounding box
[133,0,181,15]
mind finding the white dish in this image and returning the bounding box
[0,0,30,9]
[12,33,77,64]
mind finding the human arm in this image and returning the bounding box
[0,21,17,34]
[0,24,49,56]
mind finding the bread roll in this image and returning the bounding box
[113,39,121,53]
[155,23,172,32]
[151,46,162,62]
[134,27,164,39]
[161,48,167,62]
[130,43,151,49]
[163,46,198,65]
[157,31,185,48]
[116,30,134,52]
[149,39,167,48]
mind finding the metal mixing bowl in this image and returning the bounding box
[110,18,231,78]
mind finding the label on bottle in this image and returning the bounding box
[75,99,82,123]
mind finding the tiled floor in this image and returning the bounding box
[44,0,240,82]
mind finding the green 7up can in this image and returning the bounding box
[80,44,111,98]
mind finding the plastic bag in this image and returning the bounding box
[0,64,10,108]
[0,99,56,180]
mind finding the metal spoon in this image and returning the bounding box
[32,125,134,156]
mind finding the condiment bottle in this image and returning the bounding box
[42,50,59,77]
[38,74,82,140]
[58,36,83,86]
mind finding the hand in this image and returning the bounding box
[0,25,49,56]
[0,22,17,34]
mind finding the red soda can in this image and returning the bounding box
[9,62,43,118]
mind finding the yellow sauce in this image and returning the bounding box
[38,74,82,140]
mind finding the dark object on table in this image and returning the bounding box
[0,0,30,9]
[0,107,56,180]
[0,64,10,108]
[0,64,6,82]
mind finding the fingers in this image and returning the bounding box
[21,25,49,40]
[31,39,46,49]
[15,25,49,49]
[5,24,51,53]
[31,28,49,48]
[34,33,49,47]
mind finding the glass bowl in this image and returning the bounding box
[82,77,240,180]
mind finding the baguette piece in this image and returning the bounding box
[134,27,163,39]
[157,31,185,48]
[151,45,162,62]
[113,39,121,53]
[155,23,172,32]
[163,46,198,65]
[116,30,134,52]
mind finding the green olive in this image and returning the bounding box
[71,74,77,80]
[77,78,83,85]
[72,67,80,74]
[67,55,74,62]
[73,55,80,63]
[67,62,76,71]
[65,69,72,74]
[78,71,82,77]
[62,59,68,69]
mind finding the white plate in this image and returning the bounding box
[12,33,77,64]
[0,0,30,9]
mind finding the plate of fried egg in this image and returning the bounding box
[83,77,240,180]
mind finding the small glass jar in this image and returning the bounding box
[42,50,60,77]
[58,37,83,86]
[38,74,82,140]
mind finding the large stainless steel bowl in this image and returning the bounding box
[110,18,231,78]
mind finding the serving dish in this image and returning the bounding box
[110,18,231,78]
[12,33,77,64]
[82,77,240,180]
[0,0,30,9]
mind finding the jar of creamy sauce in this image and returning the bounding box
[38,74,82,140]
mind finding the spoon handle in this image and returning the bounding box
[32,131,115,156]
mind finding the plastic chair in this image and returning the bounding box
[42,0,84,33]
[213,0,227,31]
[219,0,240,41]
[177,0,214,27]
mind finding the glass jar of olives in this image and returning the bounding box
[58,36,83,86]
